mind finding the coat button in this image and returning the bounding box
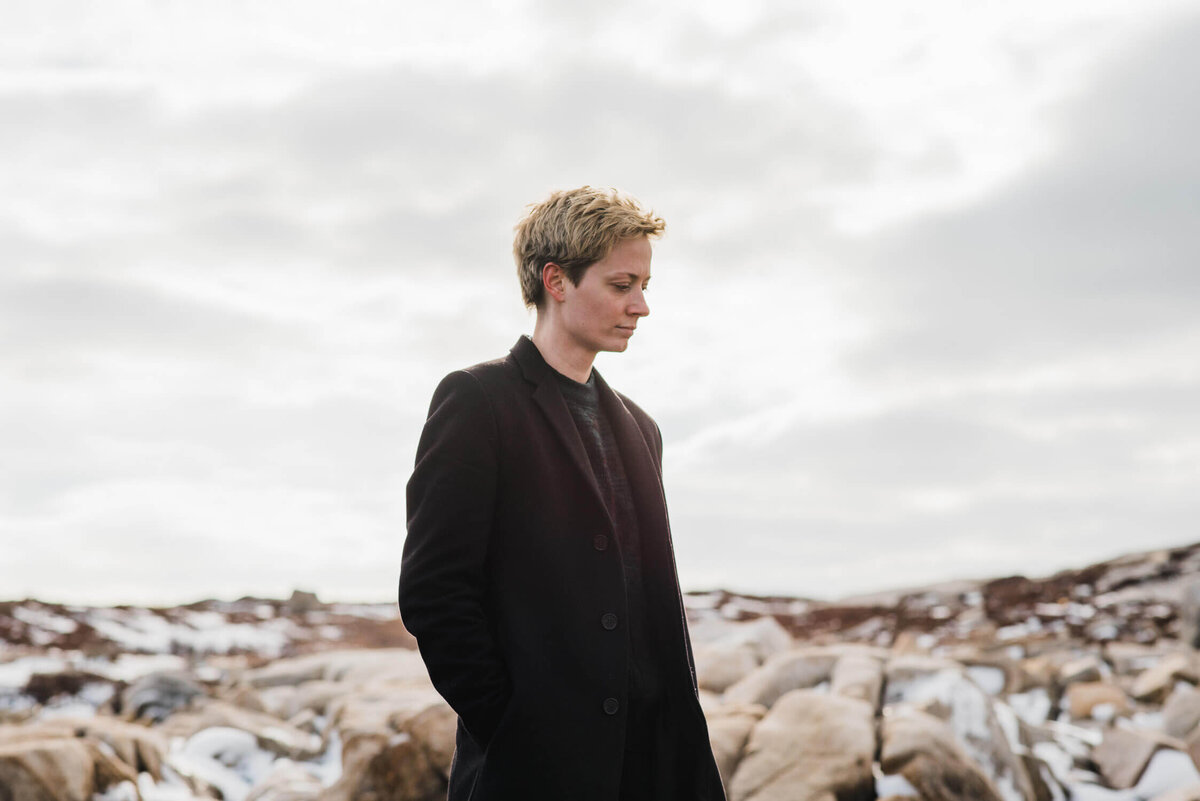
[603,697,620,715]
[601,613,618,630]
[593,534,609,551]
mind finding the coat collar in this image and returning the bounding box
[511,334,565,386]
[510,334,622,403]
[511,337,607,522]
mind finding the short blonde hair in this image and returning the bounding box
[513,186,665,308]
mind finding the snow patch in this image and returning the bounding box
[0,655,68,688]
[966,665,1006,695]
[93,780,139,801]
[1132,749,1200,798]
[874,765,920,798]
[13,605,79,634]
[169,727,275,801]
[1008,687,1051,725]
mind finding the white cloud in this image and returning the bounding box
[4,0,1200,603]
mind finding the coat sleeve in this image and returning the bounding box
[399,369,511,746]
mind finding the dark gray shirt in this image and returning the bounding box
[554,369,662,707]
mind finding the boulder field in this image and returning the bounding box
[6,543,1200,799]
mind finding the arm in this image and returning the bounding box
[399,370,510,746]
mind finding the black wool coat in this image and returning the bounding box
[399,336,726,801]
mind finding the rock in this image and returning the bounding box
[722,647,839,708]
[1105,642,1170,676]
[1018,751,1067,801]
[730,689,874,801]
[1058,655,1105,685]
[1064,681,1132,720]
[330,649,432,687]
[1015,655,1059,693]
[245,759,324,801]
[1185,728,1200,777]
[405,701,458,779]
[330,684,446,741]
[86,717,168,781]
[158,699,323,759]
[704,703,765,789]
[884,662,1037,801]
[122,671,207,722]
[238,648,429,691]
[284,589,322,615]
[323,731,388,801]
[1133,653,1198,703]
[285,680,344,719]
[87,740,139,792]
[884,655,966,702]
[242,653,331,689]
[1094,549,1170,594]
[222,684,269,713]
[0,717,167,781]
[1179,578,1200,649]
[698,688,723,715]
[1092,726,1182,789]
[876,757,929,796]
[255,685,302,720]
[830,654,883,709]
[959,614,998,646]
[323,731,445,801]
[286,708,321,735]
[688,615,794,663]
[880,708,1005,801]
[1165,686,1200,739]
[891,630,929,655]
[695,642,760,693]
[953,654,1018,696]
[0,738,95,801]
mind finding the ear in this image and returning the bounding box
[542,262,568,303]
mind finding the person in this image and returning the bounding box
[398,186,726,800]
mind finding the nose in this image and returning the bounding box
[629,287,650,317]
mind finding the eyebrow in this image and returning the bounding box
[611,272,650,281]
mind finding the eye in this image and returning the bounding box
[613,284,631,292]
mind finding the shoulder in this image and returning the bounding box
[452,352,522,399]
[427,352,521,411]
[459,352,516,383]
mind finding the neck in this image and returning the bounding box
[531,316,595,383]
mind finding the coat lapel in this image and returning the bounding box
[511,337,614,529]
[594,373,670,557]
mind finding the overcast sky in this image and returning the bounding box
[5,0,1200,606]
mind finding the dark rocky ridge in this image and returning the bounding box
[691,540,1200,648]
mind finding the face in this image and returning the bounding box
[555,236,652,356]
